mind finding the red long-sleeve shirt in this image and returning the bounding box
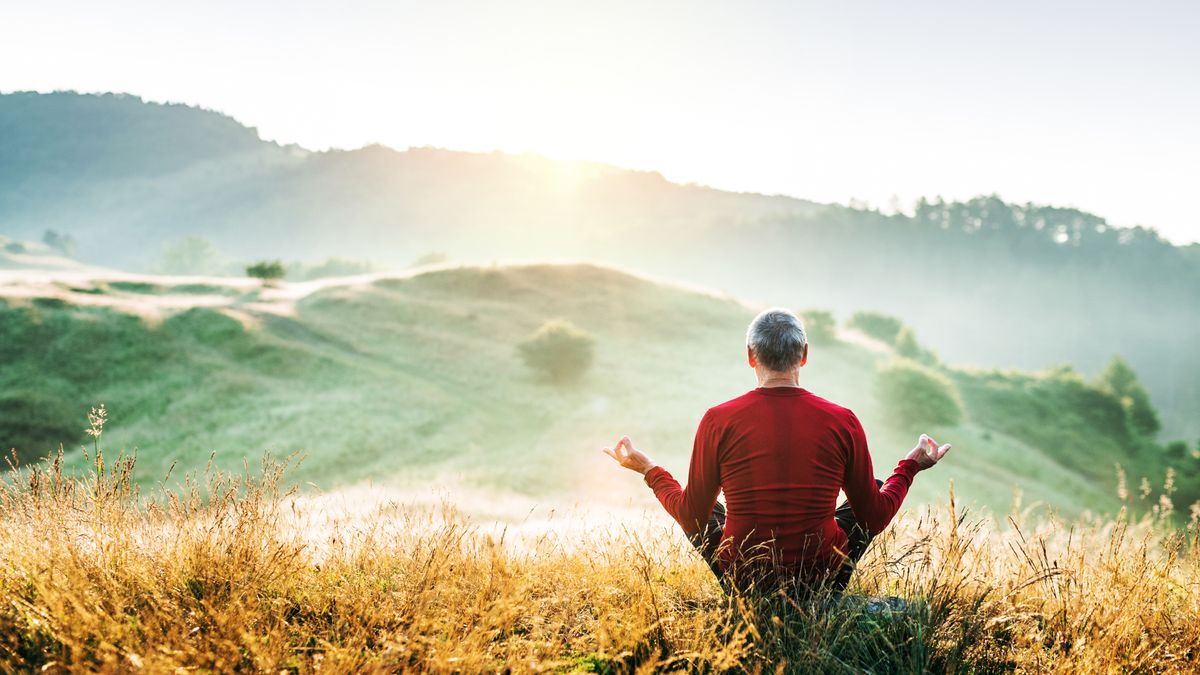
[644,387,918,576]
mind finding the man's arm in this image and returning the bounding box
[642,411,723,538]
[842,412,920,536]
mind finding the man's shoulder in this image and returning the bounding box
[802,390,858,421]
[705,390,761,417]
[705,389,858,424]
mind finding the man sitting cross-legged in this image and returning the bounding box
[604,308,951,595]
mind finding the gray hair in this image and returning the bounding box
[746,308,807,372]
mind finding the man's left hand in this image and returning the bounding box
[603,436,657,475]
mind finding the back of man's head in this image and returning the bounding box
[747,308,807,372]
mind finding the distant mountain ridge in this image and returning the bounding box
[0,91,1197,440]
[0,91,270,180]
[0,91,819,269]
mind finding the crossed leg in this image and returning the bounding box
[690,479,884,592]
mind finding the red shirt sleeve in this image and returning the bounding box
[841,411,919,535]
[643,409,723,537]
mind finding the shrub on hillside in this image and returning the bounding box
[877,358,963,428]
[799,310,837,345]
[517,320,594,384]
[1096,356,1161,437]
[246,260,286,286]
[1040,365,1134,443]
[847,311,904,344]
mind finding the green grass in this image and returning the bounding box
[0,263,1190,518]
[106,280,163,293]
[106,280,241,295]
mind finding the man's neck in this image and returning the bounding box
[758,371,801,388]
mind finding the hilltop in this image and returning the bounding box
[0,234,109,273]
[1,262,1190,520]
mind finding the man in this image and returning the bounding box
[604,308,951,593]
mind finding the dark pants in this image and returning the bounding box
[691,479,883,593]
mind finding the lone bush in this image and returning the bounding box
[517,320,595,384]
[1096,356,1160,437]
[246,260,286,286]
[877,358,963,428]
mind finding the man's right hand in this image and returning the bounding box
[906,434,952,470]
[602,436,658,476]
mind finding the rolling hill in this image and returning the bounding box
[0,262,1190,520]
[1,91,1197,443]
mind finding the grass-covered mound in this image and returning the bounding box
[0,264,1193,517]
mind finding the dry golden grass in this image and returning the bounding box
[2,415,1198,673]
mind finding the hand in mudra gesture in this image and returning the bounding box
[906,434,952,470]
[602,436,657,475]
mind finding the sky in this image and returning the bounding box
[3,0,1198,243]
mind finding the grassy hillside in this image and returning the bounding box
[0,263,1191,520]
